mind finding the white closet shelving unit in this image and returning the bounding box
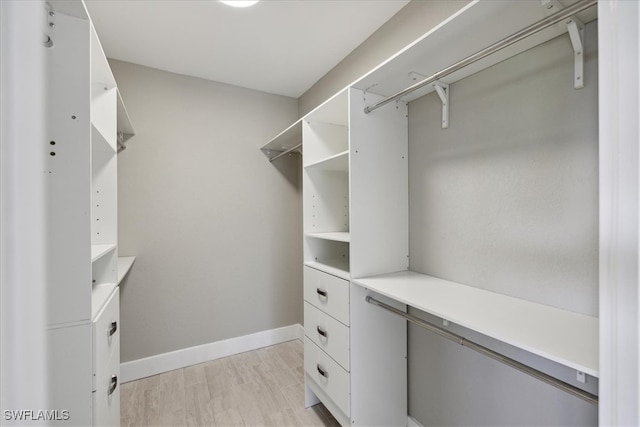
[300,87,408,426]
[45,1,135,424]
[263,0,600,425]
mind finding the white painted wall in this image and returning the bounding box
[110,60,301,363]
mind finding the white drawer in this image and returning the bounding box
[93,340,120,427]
[304,302,350,370]
[304,267,349,325]
[304,337,350,417]
[93,287,119,385]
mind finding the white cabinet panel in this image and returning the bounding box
[93,287,119,391]
[304,266,350,325]
[304,337,350,417]
[92,337,120,427]
[304,302,350,370]
[49,324,93,426]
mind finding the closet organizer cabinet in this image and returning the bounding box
[301,89,409,426]
[262,0,599,425]
[46,1,134,425]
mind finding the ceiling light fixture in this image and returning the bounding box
[219,0,259,7]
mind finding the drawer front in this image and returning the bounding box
[304,337,350,417]
[304,267,349,325]
[304,302,350,370]
[93,335,120,426]
[93,287,120,380]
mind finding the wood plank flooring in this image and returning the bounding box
[120,339,340,426]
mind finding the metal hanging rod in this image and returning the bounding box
[269,143,302,163]
[364,0,597,114]
[365,296,599,406]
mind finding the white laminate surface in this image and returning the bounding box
[352,270,598,377]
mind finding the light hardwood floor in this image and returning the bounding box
[120,339,340,426]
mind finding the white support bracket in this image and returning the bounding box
[433,81,449,129]
[541,0,585,89]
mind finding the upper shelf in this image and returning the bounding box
[352,0,597,103]
[305,90,349,127]
[352,270,598,377]
[261,1,597,162]
[260,119,302,161]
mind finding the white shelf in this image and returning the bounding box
[304,150,349,172]
[91,123,116,155]
[260,119,302,161]
[91,282,117,320]
[305,259,350,280]
[305,90,349,127]
[306,231,350,243]
[352,270,598,377]
[91,244,116,263]
[117,256,136,284]
[352,1,597,103]
[117,90,135,143]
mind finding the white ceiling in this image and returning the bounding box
[84,0,410,98]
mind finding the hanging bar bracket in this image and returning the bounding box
[433,81,450,129]
[542,0,585,89]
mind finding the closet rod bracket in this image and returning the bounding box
[541,0,585,89]
[433,81,449,129]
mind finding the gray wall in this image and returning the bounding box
[407,23,598,426]
[111,60,302,363]
[298,0,471,116]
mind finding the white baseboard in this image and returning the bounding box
[120,323,304,383]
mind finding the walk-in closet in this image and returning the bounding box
[2,0,639,426]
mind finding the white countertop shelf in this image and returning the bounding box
[352,270,598,377]
[117,256,136,284]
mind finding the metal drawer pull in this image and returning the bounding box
[316,288,328,298]
[316,326,328,338]
[108,321,117,337]
[108,375,118,395]
[317,364,328,378]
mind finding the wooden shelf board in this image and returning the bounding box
[305,260,350,280]
[352,270,598,377]
[304,150,349,172]
[306,231,350,243]
[117,256,136,284]
[91,244,116,263]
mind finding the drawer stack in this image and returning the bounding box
[303,266,351,424]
